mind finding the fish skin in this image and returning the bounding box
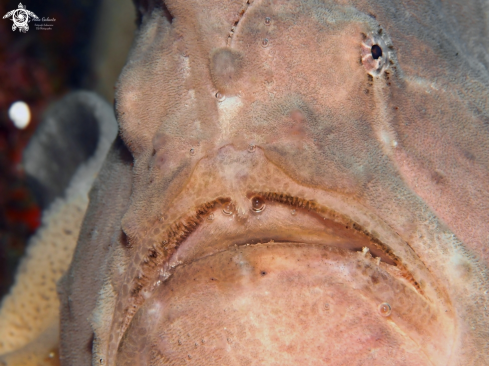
[3,0,488,364]
[58,136,133,366]
[61,0,489,364]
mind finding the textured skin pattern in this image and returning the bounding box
[60,0,489,364]
[4,0,489,365]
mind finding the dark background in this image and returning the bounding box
[0,0,134,300]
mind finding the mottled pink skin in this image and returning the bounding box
[59,0,489,365]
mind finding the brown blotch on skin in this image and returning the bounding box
[209,47,244,95]
[432,169,446,184]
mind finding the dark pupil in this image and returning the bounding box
[371,44,382,60]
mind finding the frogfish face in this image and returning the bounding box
[59,0,489,365]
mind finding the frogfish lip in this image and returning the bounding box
[163,192,416,289]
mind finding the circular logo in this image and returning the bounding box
[3,3,39,33]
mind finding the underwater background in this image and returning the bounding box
[0,0,135,300]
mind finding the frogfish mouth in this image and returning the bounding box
[86,147,455,366]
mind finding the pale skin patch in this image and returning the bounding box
[217,96,244,141]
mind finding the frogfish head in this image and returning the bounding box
[59,0,489,365]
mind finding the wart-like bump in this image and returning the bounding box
[210,48,244,95]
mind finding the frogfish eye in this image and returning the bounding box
[371,44,382,59]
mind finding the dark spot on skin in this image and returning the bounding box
[155,153,166,167]
[368,13,376,19]
[148,248,158,258]
[463,150,476,161]
[87,333,95,354]
[120,232,131,248]
[455,53,459,56]
[432,169,446,184]
[371,44,382,59]
[210,277,216,281]
[371,275,380,284]
[131,283,143,296]
[322,127,334,136]
[260,271,267,276]
[364,89,370,95]
[367,74,373,83]
[378,28,383,35]
[361,32,367,40]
